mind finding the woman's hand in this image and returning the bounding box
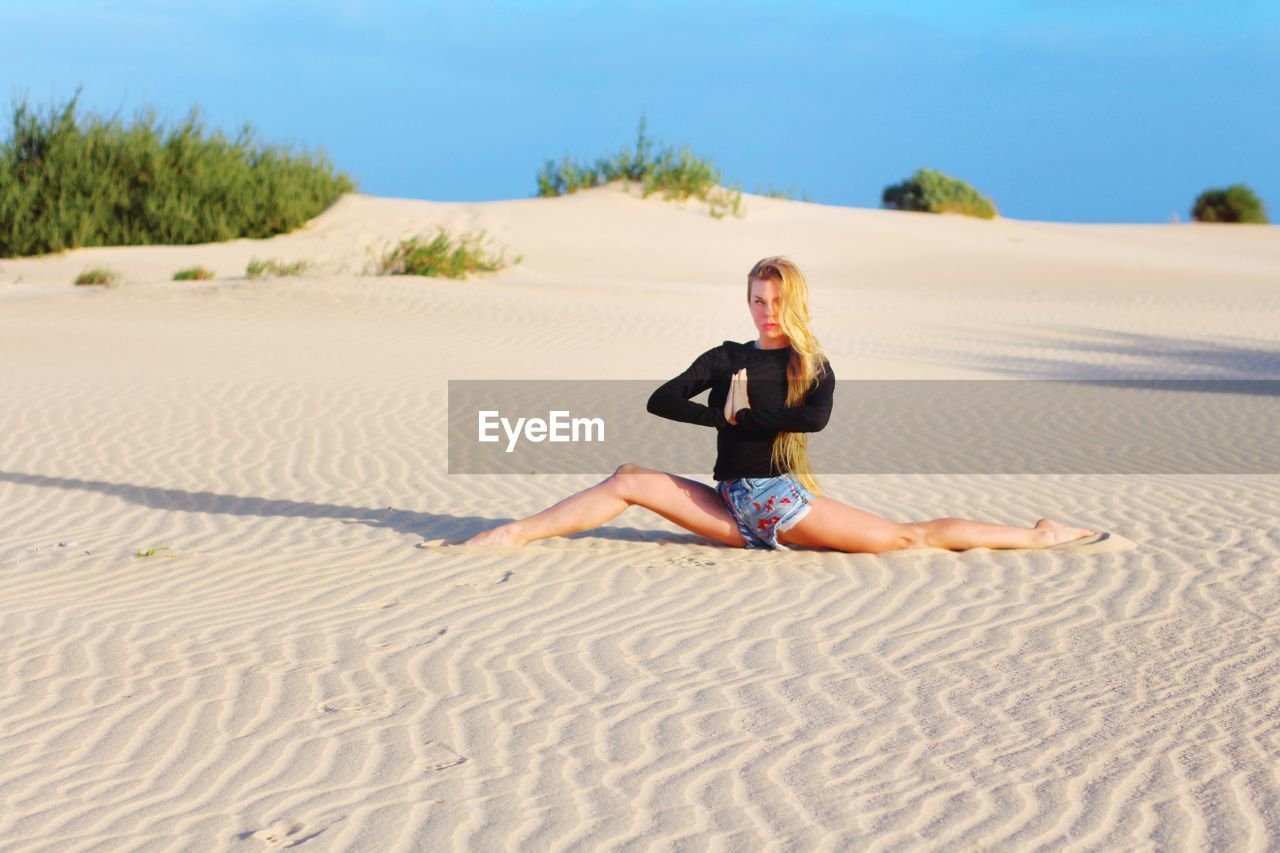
[724,368,749,425]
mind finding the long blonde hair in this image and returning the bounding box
[747,256,829,496]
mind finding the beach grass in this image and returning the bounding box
[0,90,354,258]
[246,257,310,279]
[74,266,118,286]
[172,266,215,281]
[536,115,743,218]
[376,227,518,279]
[756,184,812,202]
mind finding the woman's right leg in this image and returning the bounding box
[463,463,747,548]
[777,496,1094,553]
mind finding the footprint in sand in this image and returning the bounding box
[253,819,305,848]
[423,740,468,772]
[418,537,519,553]
[317,694,392,718]
[417,538,460,548]
[355,599,399,611]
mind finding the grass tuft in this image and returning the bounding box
[74,266,118,286]
[376,227,519,279]
[756,184,811,202]
[172,265,215,281]
[246,257,310,279]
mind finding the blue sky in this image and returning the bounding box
[2,0,1277,222]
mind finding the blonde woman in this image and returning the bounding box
[464,257,1095,552]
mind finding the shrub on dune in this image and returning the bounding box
[882,168,998,219]
[172,265,215,281]
[640,145,718,200]
[74,266,118,286]
[1191,184,1268,224]
[0,90,354,258]
[376,227,519,279]
[535,114,744,219]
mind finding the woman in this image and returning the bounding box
[463,256,1096,551]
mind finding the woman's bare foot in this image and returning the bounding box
[461,523,527,547]
[1034,518,1097,547]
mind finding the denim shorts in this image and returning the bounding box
[716,474,816,550]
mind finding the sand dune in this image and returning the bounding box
[2,186,1278,849]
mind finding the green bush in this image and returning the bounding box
[882,168,997,219]
[74,266,117,286]
[172,265,215,281]
[376,227,518,279]
[535,114,743,218]
[0,90,354,258]
[246,257,309,279]
[1191,184,1268,224]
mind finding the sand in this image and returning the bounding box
[2,184,1278,850]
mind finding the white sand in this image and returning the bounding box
[2,185,1278,850]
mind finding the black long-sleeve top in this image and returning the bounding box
[646,340,835,480]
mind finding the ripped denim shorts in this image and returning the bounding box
[716,474,816,551]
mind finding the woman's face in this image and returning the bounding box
[749,277,788,345]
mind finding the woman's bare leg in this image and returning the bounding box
[463,463,747,548]
[778,496,1094,553]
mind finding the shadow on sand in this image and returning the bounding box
[0,470,718,548]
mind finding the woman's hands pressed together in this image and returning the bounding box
[724,368,749,425]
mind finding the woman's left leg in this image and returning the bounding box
[778,496,1094,553]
